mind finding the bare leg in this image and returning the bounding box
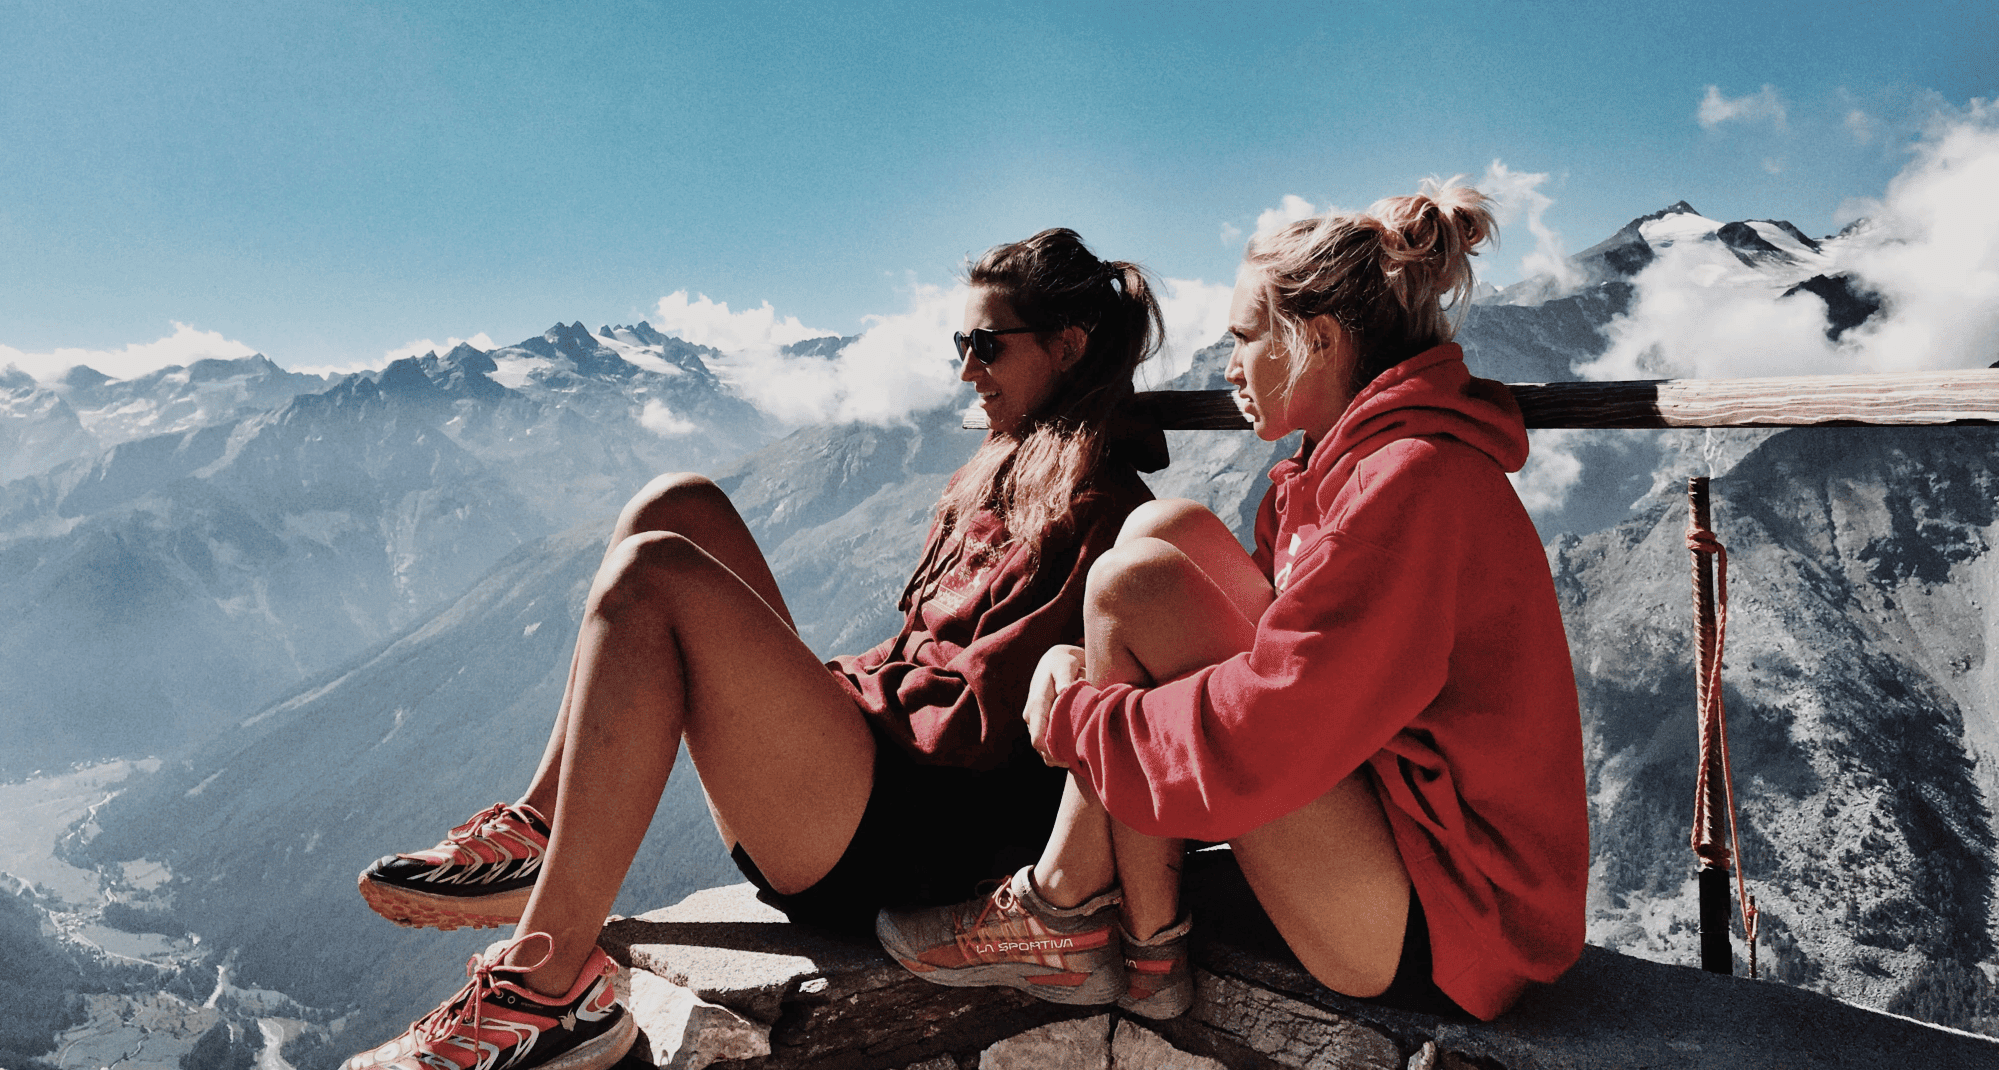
[1231,775,1408,997]
[505,526,872,996]
[1030,776,1114,904]
[519,474,794,819]
[1034,499,1411,994]
[1033,500,1270,937]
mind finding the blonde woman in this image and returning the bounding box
[882,182,1587,1022]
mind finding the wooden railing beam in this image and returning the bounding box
[960,370,1999,431]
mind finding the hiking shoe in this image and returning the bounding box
[342,932,635,1070]
[876,865,1124,1005]
[1118,913,1194,1019]
[358,802,549,930]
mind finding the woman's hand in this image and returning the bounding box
[1024,645,1086,767]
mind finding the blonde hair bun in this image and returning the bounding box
[1245,176,1498,393]
[1367,176,1496,322]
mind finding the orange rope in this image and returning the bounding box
[1687,507,1760,976]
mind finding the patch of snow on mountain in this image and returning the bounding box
[487,353,556,390]
[1747,220,1826,261]
[592,330,686,377]
[1638,210,1724,247]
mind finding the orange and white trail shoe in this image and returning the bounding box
[1117,913,1194,1019]
[876,866,1125,1005]
[342,932,635,1070]
[358,802,549,930]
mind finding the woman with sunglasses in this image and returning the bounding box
[881,182,1586,1023]
[343,228,1164,1070]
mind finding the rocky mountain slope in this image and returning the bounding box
[67,523,742,1066]
[0,356,336,483]
[1560,425,1999,1023]
[0,323,773,779]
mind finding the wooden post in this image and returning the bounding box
[1689,476,1733,975]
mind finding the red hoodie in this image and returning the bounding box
[1044,344,1587,1019]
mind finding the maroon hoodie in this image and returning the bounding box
[1045,344,1587,1019]
[832,460,1153,771]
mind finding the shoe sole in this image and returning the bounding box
[538,1012,638,1070]
[357,875,530,931]
[1117,985,1194,1019]
[890,954,1125,1005]
[1117,957,1193,1019]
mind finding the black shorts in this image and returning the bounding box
[1182,846,1465,1018]
[1377,885,1466,1017]
[731,726,1069,936]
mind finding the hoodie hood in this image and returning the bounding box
[1324,343,1527,474]
[1268,343,1528,501]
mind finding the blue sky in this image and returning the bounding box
[1,0,1993,373]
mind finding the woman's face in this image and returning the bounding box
[1224,270,1355,445]
[959,286,1079,436]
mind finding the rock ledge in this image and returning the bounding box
[599,856,1998,1069]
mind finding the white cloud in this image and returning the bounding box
[1254,194,1321,241]
[383,332,498,364]
[690,282,964,427]
[0,322,259,383]
[1580,98,1999,381]
[286,358,379,377]
[1510,429,1590,515]
[1219,222,1244,246]
[1578,239,1841,380]
[1834,98,1999,373]
[651,291,828,355]
[1697,84,1788,130]
[1845,108,1876,144]
[639,399,698,436]
[1146,277,1235,387]
[684,272,1242,425]
[1480,160,1580,296]
[1832,196,1881,228]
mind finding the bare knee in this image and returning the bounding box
[1086,538,1199,622]
[617,473,735,541]
[1116,498,1218,548]
[593,530,712,621]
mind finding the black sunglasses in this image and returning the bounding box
[952,326,1041,365]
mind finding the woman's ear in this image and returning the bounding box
[1056,325,1089,371]
[1304,314,1352,370]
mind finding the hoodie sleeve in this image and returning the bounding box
[846,475,1151,769]
[1044,440,1472,840]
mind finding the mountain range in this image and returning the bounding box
[0,322,769,778]
[5,201,1996,1066]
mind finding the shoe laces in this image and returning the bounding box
[449,802,519,842]
[403,802,518,864]
[969,876,1027,931]
[412,931,553,1047]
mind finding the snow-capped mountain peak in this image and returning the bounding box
[1492,201,1837,306]
[591,320,721,379]
[1635,204,1725,248]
